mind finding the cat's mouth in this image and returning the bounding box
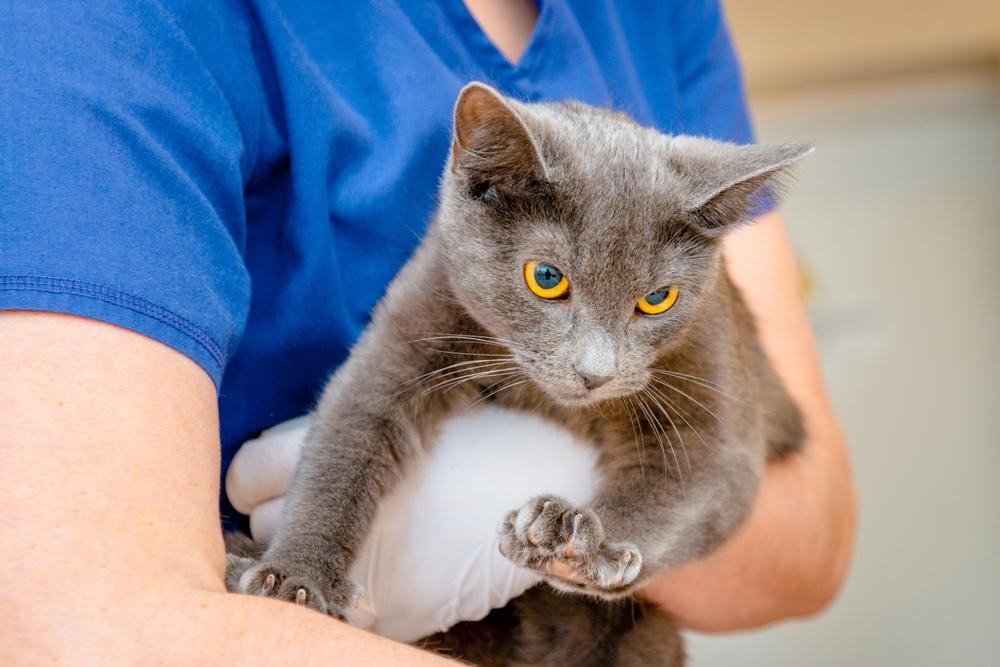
[546,383,623,408]
[515,357,625,407]
[558,395,605,408]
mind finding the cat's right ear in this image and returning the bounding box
[451,82,548,192]
[674,139,813,237]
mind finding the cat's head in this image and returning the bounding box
[436,82,810,406]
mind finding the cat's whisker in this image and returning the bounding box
[651,370,732,400]
[406,358,515,387]
[650,369,751,407]
[650,378,723,425]
[413,357,513,377]
[644,385,694,480]
[639,388,685,488]
[400,361,515,401]
[412,366,520,400]
[428,350,518,358]
[633,391,677,484]
[474,369,525,396]
[409,334,545,367]
[652,368,726,391]
[636,392,669,475]
[647,384,719,465]
[411,333,523,349]
[621,395,646,479]
[630,396,649,477]
[468,376,531,408]
[428,367,520,394]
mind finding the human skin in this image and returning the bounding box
[463,0,539,64]
[0,212,855,665]
[0,311,459,666]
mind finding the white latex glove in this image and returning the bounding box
[225,404,602,642]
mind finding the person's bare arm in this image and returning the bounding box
[0,311,455,665]
[641,211,858,631]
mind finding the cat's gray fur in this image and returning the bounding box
[227,83,809,666]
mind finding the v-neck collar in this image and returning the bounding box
[443,0,554,88]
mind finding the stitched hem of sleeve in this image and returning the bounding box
[0,275,226,387]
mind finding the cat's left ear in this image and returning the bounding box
[450,82,548,189]
[673,138,813,236]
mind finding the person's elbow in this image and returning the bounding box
[786,476,859,619]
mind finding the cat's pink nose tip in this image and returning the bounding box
[577,370,612,390]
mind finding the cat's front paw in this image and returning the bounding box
[225,553,256,592]
[498,495,643,597]
[237,560,357,619]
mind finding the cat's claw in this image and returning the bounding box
[498,495,643,597]
[236,561,356,619]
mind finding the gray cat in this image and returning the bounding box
[227,82,809,666]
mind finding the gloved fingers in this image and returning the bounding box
[249,495,287,545]
[225,415,311,514]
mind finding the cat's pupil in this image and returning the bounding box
[535,263,562,289]
[645,289,668,305]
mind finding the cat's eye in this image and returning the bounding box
[637,286,680,315]
[524,260,569,300]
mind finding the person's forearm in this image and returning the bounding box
[642,418,856,631]
[5,581,455,665]
[4,587,455,666]
[640,213,857,631]
[194,594,457,666]
[0,312,456,666]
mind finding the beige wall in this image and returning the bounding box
[724,0,1000,92]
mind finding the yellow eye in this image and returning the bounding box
[637,286,679,315]
[524,260,569,300]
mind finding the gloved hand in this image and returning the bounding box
[225,404,602,642]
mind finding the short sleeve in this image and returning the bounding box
[670,0,774,216]
[0,1,254,387]
[671,0,755,144]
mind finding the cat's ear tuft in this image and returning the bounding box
[673,139,813,236]
[451,82,548,189]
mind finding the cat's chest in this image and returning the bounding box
[347,404,604,640]
[429,403,605,505]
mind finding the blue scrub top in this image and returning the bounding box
[0,0,757,526]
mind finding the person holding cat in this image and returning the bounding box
[0,1,856,664]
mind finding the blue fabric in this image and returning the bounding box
[0,0,757,526]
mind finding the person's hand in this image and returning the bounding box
[225,405,604,642]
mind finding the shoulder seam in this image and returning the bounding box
[0,275,226,369]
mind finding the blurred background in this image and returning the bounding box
[688,1,1000,665]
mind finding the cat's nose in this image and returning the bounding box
[573,326,617,390]
[576,369,612,390]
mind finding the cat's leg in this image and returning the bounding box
[234,390,427,616]
[499,429,763,599]
[223,531,264,591]
[609,600,685,667]
[231,322,455,616]
[418,585,684,667]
